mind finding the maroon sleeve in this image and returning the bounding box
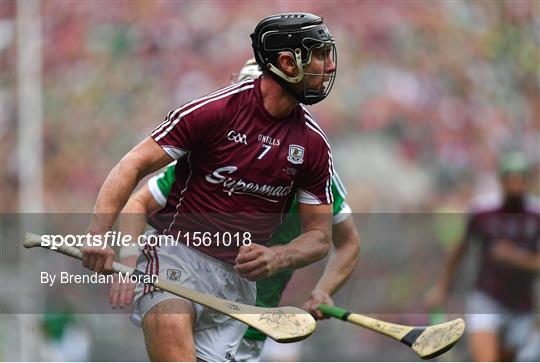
[150,100,222,159]
[297,128,334,205]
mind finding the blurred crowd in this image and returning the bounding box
[2,1,538,213]
[1,1,539,361]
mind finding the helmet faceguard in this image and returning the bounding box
[251,13,337,105]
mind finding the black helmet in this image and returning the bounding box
[251,13,337,105]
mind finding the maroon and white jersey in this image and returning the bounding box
[148,77,333,263]
[465,198,540,312]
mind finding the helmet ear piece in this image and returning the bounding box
[268,50,304,84]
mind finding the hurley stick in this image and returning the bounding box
[319,304,465,359]
[23,232,316,343]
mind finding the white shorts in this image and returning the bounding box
[235,337,303,362]
[130,233,256,362]
[465,290,537,352]
[234,338,265,362]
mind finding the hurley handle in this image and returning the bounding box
[318,304,350,320]
[23,232,134,275]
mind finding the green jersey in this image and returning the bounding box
[147,161,177,207]
[148,162,349,341]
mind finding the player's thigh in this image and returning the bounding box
[466,315,501,361]
[465,291,503,361]
[142,298,196,361]
[468,330,499,362]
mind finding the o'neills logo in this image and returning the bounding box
[205,166,293,203]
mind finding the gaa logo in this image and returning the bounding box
[227,130,248,145]
[166,269,182,281]
[287,144,304,164]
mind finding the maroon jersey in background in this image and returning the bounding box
[148,77,333,263]
[465,199,540,312]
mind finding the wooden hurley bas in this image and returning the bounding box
[319,304,465,359]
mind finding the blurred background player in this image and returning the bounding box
[426,153,540,361]
[38,307,91,361]
[110,59,361,361]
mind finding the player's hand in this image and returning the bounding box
[234,244,281,281]
[302,290,333,320]
[109,255,138,309]
[81,241,115,274]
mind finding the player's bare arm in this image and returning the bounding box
[492,239,540,272]
[425,239,467,309]
[303,215,361,319]
[83,137,173,274]
[109,183,163,308]
[234,203,332,281]
[118,183,163,243]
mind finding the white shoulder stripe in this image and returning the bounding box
[305,121,331,150]
[326,177,331,204]
[206,78,254,97]
[304,114,330,146]
[151,79,254,137]
[154,84,254,142]
[304,119,334,204]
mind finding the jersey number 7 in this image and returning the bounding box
[257,144,271,160]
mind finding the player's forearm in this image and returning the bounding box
[504,251,540,272]
[438,242,467,292]
[273,229,331,270]
[526,255,540,272]
[118,197,150,244]
[314,233,360,295]
[88,158,146,234]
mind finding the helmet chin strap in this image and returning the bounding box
[266,49,304,83]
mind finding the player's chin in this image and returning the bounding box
[309,81,327,93]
